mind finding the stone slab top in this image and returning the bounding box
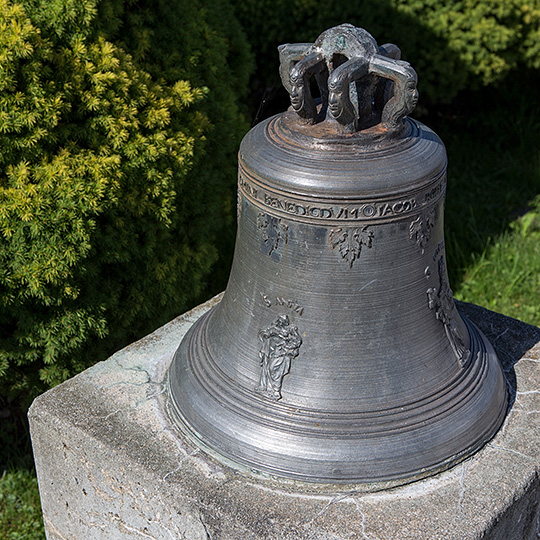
[29,296,540,540]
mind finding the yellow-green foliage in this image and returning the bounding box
[0,0,252,398]
[231,0,540,104]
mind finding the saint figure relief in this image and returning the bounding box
[427,257,471,367]
[256,315,302,400]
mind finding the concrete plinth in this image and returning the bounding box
[29,296,540,540]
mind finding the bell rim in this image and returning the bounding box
[165,388,506,492]
[166,309,508,486]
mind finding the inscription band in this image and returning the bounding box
[239,164,446,225]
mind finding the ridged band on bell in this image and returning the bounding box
[167,24,507,486]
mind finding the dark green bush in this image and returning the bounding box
[231,0,540,107]
[0,0,252,399]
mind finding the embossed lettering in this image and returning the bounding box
[239,176,258,199]
[241,179,431,223]
[379,199,416,217]
[424,182,444,203]
[260,196,337,220]
[275,297,305,316]
[264,194,286,211]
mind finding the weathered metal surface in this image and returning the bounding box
[167,24,508,485]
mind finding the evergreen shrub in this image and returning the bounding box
[0,0,252,399]
[231,0,540,106]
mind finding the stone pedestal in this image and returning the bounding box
[29,296,540,540]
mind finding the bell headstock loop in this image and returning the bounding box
[279,24,419,135]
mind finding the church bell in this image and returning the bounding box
[167,24,508,487]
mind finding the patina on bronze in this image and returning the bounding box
[167,24,508,487]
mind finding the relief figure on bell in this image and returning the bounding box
[289,80,304,113]
[427,257,471,367]
[256,315,302,400]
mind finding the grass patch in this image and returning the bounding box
[455,197,540,326]
[431,71,540,326]
[1,397,45,540]
[0,469,44,540]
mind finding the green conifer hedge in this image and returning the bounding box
[231,0,540,106]
[0,0,252,399]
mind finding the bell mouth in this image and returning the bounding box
[166,305,508,489]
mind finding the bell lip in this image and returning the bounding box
[165,312,509,488]
[165,376,508,493]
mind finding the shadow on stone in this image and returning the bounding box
[458,300,540,413]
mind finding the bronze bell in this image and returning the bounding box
[167,24,507,487]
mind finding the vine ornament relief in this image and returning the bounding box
[329,226,374,268]
[257,212,289,255]
[409,209,436,253]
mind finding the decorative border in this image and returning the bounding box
[239,164,446,226]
